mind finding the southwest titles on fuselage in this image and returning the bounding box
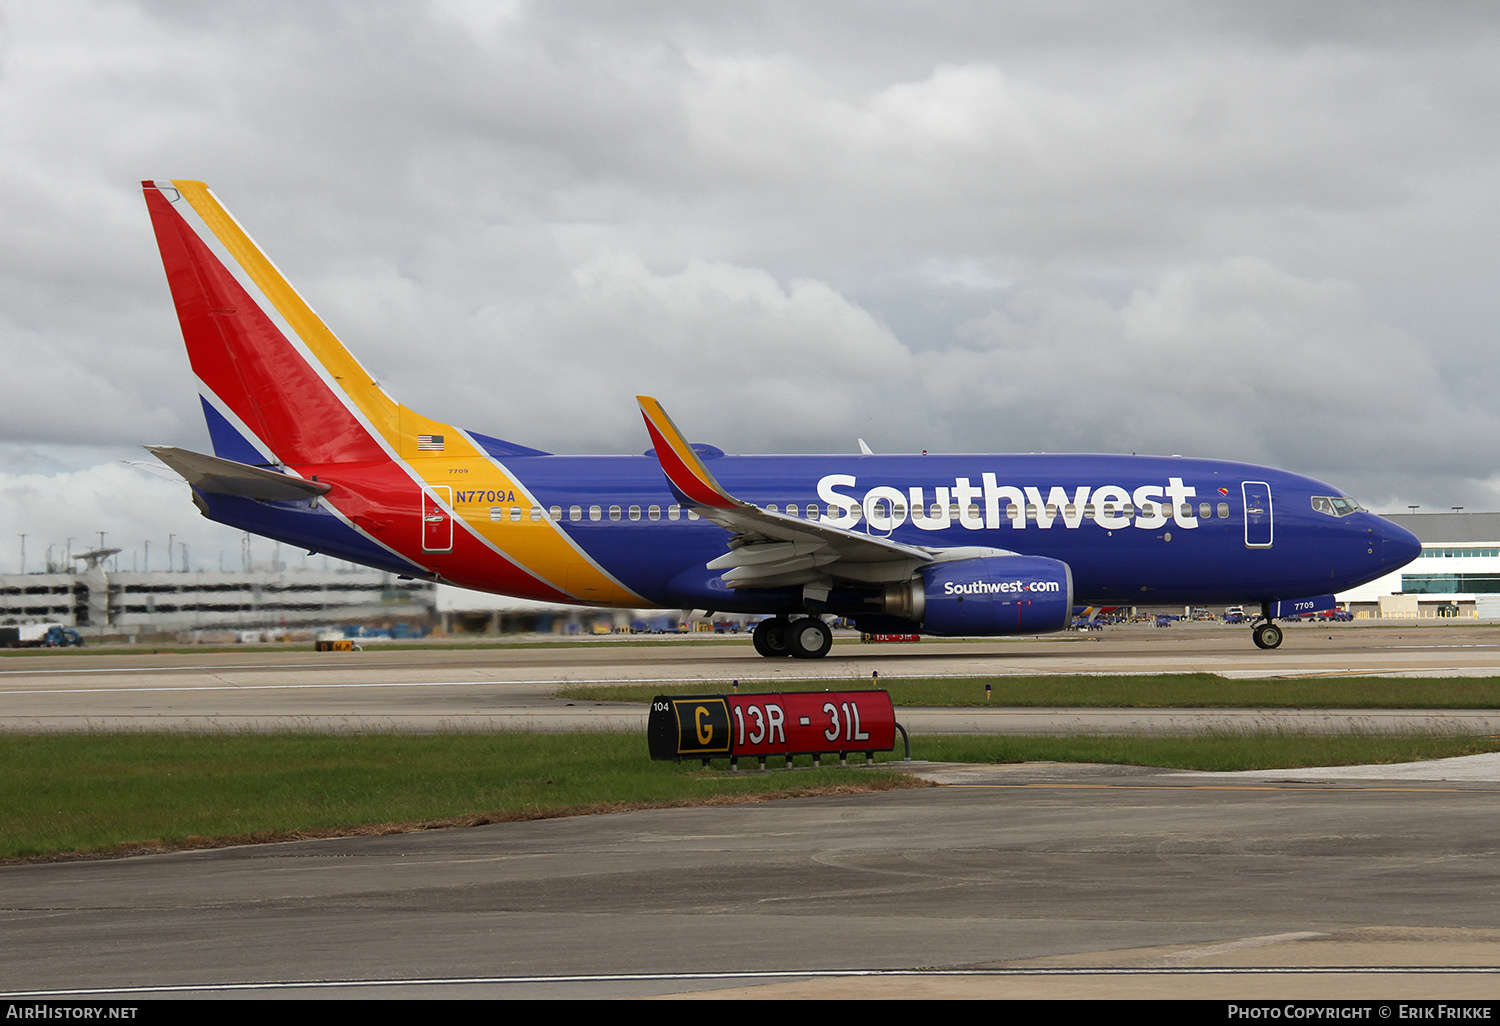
[816,473,1206,532]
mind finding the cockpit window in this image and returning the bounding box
[1311,495,1364,517]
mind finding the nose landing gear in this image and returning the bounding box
[1252,621,1283,649]
[1251,603,1283,650]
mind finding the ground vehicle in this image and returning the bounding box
[0,623,84,648]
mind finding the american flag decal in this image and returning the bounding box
[417,434,444,451]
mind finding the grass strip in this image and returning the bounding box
[903,733,1500,771]
[5,730,1498,862]
[0,731,915,861]
[562,673,1500,709]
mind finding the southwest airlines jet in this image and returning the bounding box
[141,180,1420,658]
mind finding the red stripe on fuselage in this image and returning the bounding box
[144,186,386,466]
[282,461,575,602]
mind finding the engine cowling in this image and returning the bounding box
[881,554,1074,636]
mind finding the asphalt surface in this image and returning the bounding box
[2,620,1500,733]
[5,761,1500,1000]
[4,621,1500,1000]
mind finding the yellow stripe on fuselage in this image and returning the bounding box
[171,180,642,606]
[419,451,646,607]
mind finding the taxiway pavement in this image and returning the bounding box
[2,621,1499,733]
[4,759,1500,1000]
[5,623,1500,999]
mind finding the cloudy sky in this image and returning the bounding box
[2,1,1499,573]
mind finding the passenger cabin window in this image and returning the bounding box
[589,505,602,522]
[648,505,661,521]
[530,506,543,522]
[509,507,522,523]
[608,505,621,522]
[549,506,562,521]
[668,505,681,521]
[1217,502,1230,518]
[569,506,582,521]
[1199,503,1210,520]
[628,505,641,521]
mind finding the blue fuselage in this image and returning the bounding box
[465,451,1420,613]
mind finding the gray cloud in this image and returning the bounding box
[2,0,1499,569]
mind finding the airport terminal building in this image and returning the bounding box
[0,565,435,638]
[1340,512,1500,618]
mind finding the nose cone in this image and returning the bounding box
[1376,516,1422,572]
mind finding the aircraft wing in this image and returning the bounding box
[146,446,332,501]
[638,397,935,590]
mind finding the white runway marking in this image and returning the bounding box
[0,676,853,696]
[8,963,1500,997]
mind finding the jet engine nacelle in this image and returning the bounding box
[881,555,1074,636]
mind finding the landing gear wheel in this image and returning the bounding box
[753,618,792,658]
[785,617,833,660]
[1252,622,1283,650]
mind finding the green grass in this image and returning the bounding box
[903,733,1500,772]
[5,730,1498,862]
[562,673,1500,709]
[0,732,915,861]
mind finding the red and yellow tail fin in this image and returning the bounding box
[144,180,645,607]
[142,179,458,467]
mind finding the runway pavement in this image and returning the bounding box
[4,622,1500,999]
[1,621,1499,733]
[4,759,1500,1000]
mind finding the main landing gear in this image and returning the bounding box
[753,616,832,659]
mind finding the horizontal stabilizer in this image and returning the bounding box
[146,446,332,501]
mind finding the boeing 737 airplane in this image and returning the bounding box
[141,180,1421,658]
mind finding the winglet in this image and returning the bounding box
[636,397,741,510]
